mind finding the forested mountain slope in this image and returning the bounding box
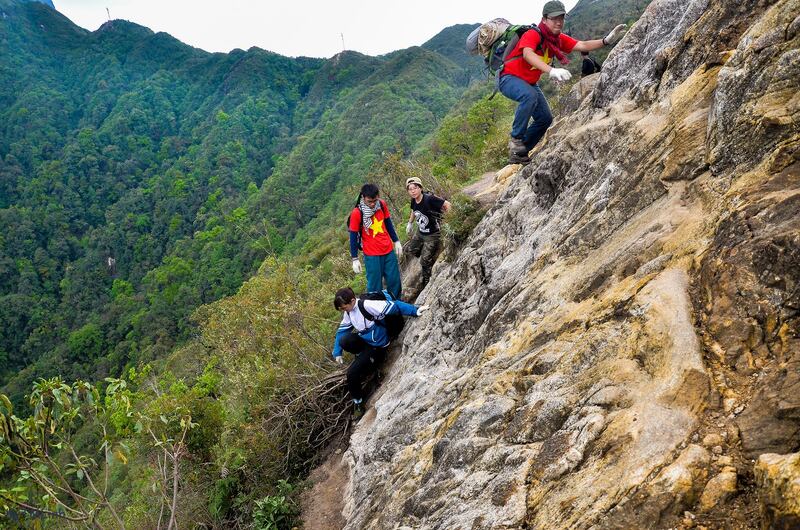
[0,0,474,404]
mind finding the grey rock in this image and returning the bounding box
[336,0,800,528]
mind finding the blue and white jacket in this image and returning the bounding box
[332,298,420,359]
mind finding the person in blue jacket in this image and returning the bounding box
[332,287,429,418]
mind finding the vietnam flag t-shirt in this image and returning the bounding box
[349,200,393,256]
[501,29,578,84]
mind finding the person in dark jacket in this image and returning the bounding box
[332,287,428,418]
[581,51,602,76]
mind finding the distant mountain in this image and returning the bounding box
[0,0,54,8]
[0,0,476,403]
[421,23,482,71]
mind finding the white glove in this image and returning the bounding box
[548,68,572,82]
[603,24,627,45]
[352,259,362,274]
[406,221,413,235]
[394,241,403,260]
[416,305,430,316]
[334,355,344,364]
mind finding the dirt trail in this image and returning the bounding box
[298,450,349,530]
[298,345,400,529]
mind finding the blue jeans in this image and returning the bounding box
[499,75,553,150]
[364,251,401,299]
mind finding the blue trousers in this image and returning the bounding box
[499,75,553,150]
[364,251,401,299]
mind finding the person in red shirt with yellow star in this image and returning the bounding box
[349,183,403,299]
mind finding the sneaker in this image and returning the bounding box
[352,401,366,421]
[508,137,529,155]
[509,153,531,165]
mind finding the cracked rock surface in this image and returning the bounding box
[336,0,799,528]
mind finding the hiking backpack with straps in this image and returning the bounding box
[357,289,405,340]
[356,289,395,323]
[466,19,544,76]
[346,198,390,250]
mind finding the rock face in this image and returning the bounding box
[340,0,800,528]
[698,468,738,512]
[755,452,800,529]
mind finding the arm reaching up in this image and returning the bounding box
[603,24,627,45]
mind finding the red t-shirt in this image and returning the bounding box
[349,200,393,256]
[501,29,577,84]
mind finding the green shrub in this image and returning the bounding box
[252,480,299,530]
[441,193,487,259]
[209,475,241,520]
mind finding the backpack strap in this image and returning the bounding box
[528,25,545,55]
[357,299,387,327]
[502,26,544,69]
[357,299,374,321]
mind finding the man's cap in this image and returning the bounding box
[405,177,423,189]
[543,0,567,17]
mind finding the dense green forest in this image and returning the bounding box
[0,0,480,408]
[0,0,650,526]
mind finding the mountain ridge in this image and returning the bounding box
[0,0,477,403]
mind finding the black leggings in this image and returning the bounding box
[339,333,388,401]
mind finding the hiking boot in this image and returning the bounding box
[352,401,366,421]
[509,153,531,165]
[508,137,529,156]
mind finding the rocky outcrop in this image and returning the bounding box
[755,452,800,529]
[339,0,799,528]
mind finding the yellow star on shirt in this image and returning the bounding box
[369,218,385,236]
[532,49,552,70]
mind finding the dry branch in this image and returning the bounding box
[260,369,352,475]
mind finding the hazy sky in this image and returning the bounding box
[54,0,580,58]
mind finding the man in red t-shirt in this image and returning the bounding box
[499,0,626,164]
[349,183,403,299]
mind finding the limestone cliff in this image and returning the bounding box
[338,0,799,528]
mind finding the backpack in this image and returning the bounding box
[582,56,601,76]
[357,290,405,340]
[357,289,395,322]
[466,19,543,76]
[346,198,389,250]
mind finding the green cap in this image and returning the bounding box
[543,0,567,17]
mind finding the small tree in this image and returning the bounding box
[0,377,130,528]
[0,377,196,529]
[137,402,197,530]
